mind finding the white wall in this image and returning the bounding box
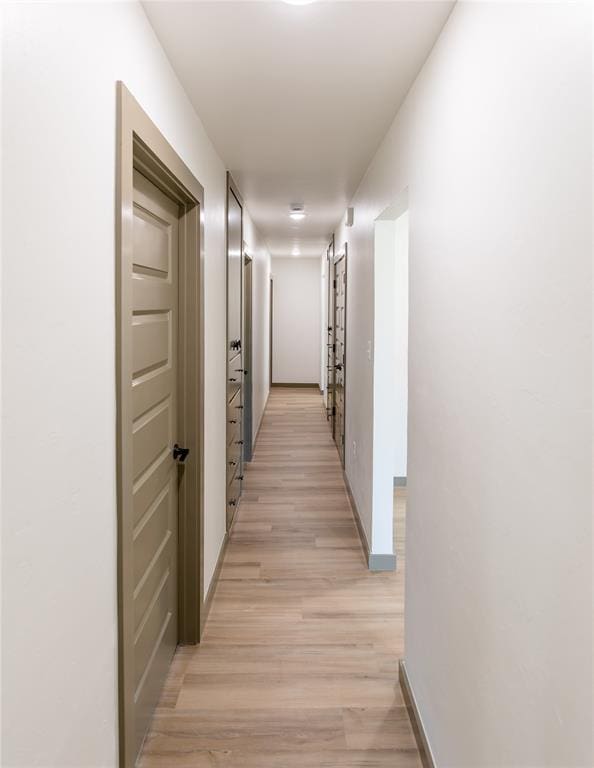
[243,214,271,440]
[1,3,235,765]
[320,256,328,395]
[271,257,321,385]
[335,2,592,765]
[393,211,409,478]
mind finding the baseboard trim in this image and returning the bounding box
[271,382,320,388]
[399,660,437,768]
[394,476,407,487]
[200,531,229,635]
[343,470,370,560]
[369,552,396,571]
[252,392,270,452]
[343,471,395,571]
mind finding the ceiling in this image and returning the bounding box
[143,1,454,257]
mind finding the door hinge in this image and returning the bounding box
[332,406,336,415]
[333,279,336,288]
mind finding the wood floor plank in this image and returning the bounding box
[137,387,420,768]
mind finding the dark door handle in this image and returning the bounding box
[173,444,190,463]
[230,339,241,351]
[335,364,343,370]
[228,419,237,424]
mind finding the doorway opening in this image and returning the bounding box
[371,191,409,570]
[116,83,205,768]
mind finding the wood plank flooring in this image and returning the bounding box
[138,387,420,768]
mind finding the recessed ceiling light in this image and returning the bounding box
[292,247,301,256]
[289,205,306,221]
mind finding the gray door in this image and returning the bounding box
[334,252,347,465]
[130,169,179,759]
[227,185,243,527]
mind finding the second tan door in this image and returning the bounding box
[130,169,180,760]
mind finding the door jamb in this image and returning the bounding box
[116,82,205,768]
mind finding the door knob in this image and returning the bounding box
[335,363,343,370]
[173,444,190,463]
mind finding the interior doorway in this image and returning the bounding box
[371,191,409,568]
[226,174,244,529]
[116,83,205,768]
[332,247,347,466]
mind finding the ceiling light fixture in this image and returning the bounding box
[289,205,306,221]
[282,0,317,5]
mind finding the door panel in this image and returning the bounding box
[130,169,179,759]
[333,253,347,466]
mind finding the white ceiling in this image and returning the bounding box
[143,1,454,257]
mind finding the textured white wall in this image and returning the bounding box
[393,211,409,479]
[1,2,233,765]
[271,257,321,385]
[335,2,592,765]
[243,213,271,440]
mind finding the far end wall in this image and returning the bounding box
[272,257,322,385]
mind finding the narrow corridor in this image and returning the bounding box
[138,388,420,767]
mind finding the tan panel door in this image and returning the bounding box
[130,169,179,759]
[334,254,347,465]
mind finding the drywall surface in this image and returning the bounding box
[371,219,397,556]
[335,2,592,765]
[393,211,409,478]
[243,212,271,441]
[1,2,231,765]
[271,257,322,385]
[321,255,328,395]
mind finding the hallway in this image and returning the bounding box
[138,388,420,768]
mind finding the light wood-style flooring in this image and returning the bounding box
[138,387,419,767]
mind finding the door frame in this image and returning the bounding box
[116,82,205,768]
[225,173,244,530]
[243,252,253,462]
[333,244,348,466]
[325,235,335,425]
